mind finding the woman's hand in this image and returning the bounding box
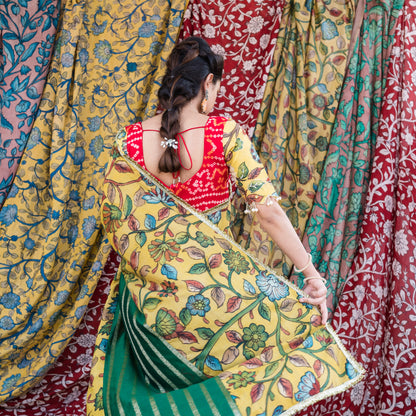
[299,279,328,325]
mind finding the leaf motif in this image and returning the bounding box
[226,296,242,313]
[174,216,189,226]
[185,280,205,292]
[221,346,239,365]
[178,331,198,344]
[179,308,192,326]
[243,358,263,369]
[226,330,243,344]
[130,251,139,271]
[183,246,205,260]
[123,195,133,217]
[280,298,297,312]
[295,324,307,336]
[247,167,262,180]
[260,346,274,363]
[133,189,145,207]
[258,302,271,321]
[326,346,339,364]
[277,378,293,398]
[128,215,140,231]
[135,231,146,247]
[158,207,170,220]
[188,263,207,275]
[237,162,249,179]
[114,161,133,173]
[243,279,256,295]
[205,356,223,372]
[143,298,161,310]
[161,264,177,280]
[288,355,311,367]
[208,253,222,268]
[313,359,325,377]
[215,237,232,251]
[211,287,225,307]
[250,383,265,404]
[175,231,189,244]
[196,327,215,340]
[107,183,116,204]
[119,234,129,255]
[311,315,322,326]
[144,214,156,230]
[265,361,279,378]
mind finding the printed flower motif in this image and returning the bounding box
[88,116,101,132]
[223,249,250,274]
[294,371,320,401]
[67,225,78,244]
[320,19,339,40]
[272,406,284,416]
[78,48,89,66]
[150,41,162,56]
[315,328,333,347]
[89,135,104,158]
[0,317,14,330]
[302,336,313,349]
[148,239,180,264]
[154,308,184,339]
[61,52,74,67]
[242,323,268,351]
[312,94,327,110]
[195,231,214,248]
[0,204,18,226]
[102,203,123,233]
[94,40,112,64]
[256,271,289,302]
[73,147,85,165]
[82,216,97,239]
[143,188,175,206]
[24,238,35,250]
[0,292,20,309]
[186,294,211,317]
[227,371,255,389]
[247,16,264,34]
[138,22,156,38]
[2,374,21,393]
[158,280,178,298]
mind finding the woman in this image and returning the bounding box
[87,37,363,416]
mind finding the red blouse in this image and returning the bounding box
[125,116,231,212]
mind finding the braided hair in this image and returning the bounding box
[157,37,223,173]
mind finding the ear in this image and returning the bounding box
[203,73,215,91]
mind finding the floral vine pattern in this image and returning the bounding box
[180,0,285,135]
[298,4,416,416]
[0,0,60,206]
[0,0,185,401]
[301,0,404,314]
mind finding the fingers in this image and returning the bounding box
[299,297,329,325]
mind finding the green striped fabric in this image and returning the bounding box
[103,274,241,416]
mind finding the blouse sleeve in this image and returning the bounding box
[222,119,281,213]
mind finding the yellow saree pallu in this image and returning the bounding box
[87,127,364,416]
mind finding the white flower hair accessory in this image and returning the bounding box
[160,137,178,149]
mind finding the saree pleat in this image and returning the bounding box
[301,0,404,314]
[251,0,353,243]
[180,0,285,135]
[297,5,416,415]
[0,0,61,206]
[0,0,187,401]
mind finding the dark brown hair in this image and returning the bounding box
[157,37,223,173]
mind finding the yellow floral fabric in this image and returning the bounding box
[251,0,353,273]
[0,0,187,401]
[87,122,364,415]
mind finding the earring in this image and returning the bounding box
[200,90,208,114]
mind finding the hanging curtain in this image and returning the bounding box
[301,0,403,314]
[0,0,61,206]
[180,0,286,135]
[0,0,187,404]
[251,0,353,246]
[298,4,416,415]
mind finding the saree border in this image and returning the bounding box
[115,129,366,414]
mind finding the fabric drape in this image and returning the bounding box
[300,0,403,314]
[0,0,186,402]
[0,0,60,206]
[251,0,353,247]
[298,4,416,415]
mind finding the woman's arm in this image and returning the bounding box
[256,201,328,324]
